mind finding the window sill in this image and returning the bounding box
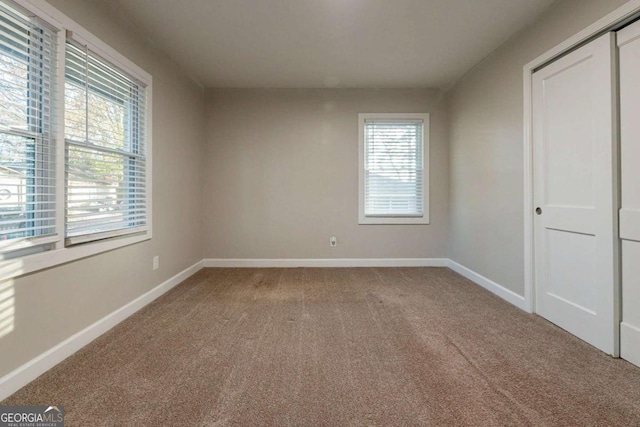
[0,232,151,282]
[358,215,430,225]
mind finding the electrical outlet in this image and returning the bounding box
[153,256,159,271]
[330,236,337,247]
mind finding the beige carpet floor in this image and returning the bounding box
[3,267,640,426]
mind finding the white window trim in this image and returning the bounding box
[0,0,153,282]
[358,113,429,225]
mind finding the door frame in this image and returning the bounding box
[523,1,640,323]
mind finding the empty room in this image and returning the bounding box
[1,0,640,425]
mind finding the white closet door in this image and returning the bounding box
[619,21,640,367]
[532,32,619,355]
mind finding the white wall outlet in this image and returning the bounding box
[330,236,337,247]
[153,256,159,271]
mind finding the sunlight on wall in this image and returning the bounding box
[0,259,24,339]
[0,279,14,339]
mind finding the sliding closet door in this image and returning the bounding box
[619,21,640,367]
[532,32,619,355]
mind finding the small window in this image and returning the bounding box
[358,113,429,225]
[64,40,148,245]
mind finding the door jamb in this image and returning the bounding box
[523,1,640,315]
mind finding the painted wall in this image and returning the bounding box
[0,0,205,377]
[446,0,629,296]
[203,89,448,259]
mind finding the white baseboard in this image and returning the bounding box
[446,259,529,312]
[621,322,640,368]
[0,260,204,401]
[203,258,449,268]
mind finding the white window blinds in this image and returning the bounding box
[364,119,424,217]
[0,1,57,245]
[64,40,147,245]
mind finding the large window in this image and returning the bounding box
[358,113,429,225]
[0,0,151,279]
[64,41,147,245]
[0,1,56,247]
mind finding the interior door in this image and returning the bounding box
[532,32,619,355]
[618,21,640,367]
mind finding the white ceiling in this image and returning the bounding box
[106,0,556,89]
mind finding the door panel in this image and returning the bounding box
[532,32,618,355]
[620,210,640,242]
[618,20,640,367]
[542,59,595,208]
[546,229,598,313]
[543,206,595,235]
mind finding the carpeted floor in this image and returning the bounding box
[4,267,640,426]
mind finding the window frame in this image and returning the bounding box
[63,38,149,246]
[0,0,152,281]
[0,3,58,249]
[358,113,429,225]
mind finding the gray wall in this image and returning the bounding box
[446,0,629,295]
[203,89,448,259]
[0,0,205,377]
